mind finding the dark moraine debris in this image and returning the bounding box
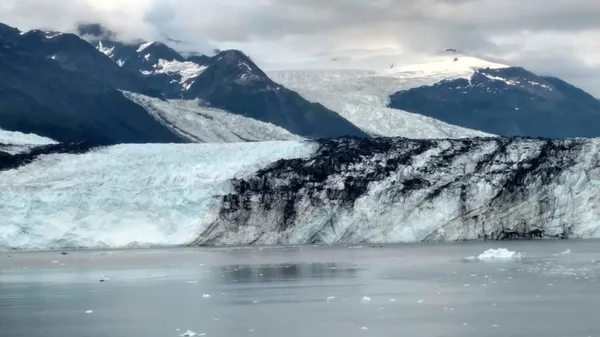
[0,142,103,172]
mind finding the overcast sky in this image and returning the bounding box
[1,0,599,95]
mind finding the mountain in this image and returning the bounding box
[79,24,367,139]
[0,23,158,97]
[0,26,184,144]
[2,136,600,249]
[387,56,600,138]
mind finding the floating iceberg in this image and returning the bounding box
[476,248,523,260]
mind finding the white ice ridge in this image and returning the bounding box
[476,249,523,260]
[268,69,493,139]
[0,128,57,154]
[0,128,57,146]
[0,141,316,250]
[123,92,302,143]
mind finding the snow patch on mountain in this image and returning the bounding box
[268,69,492,139]
[141,59,208,89]
[480,72,519,86]
[123,92,303,142]
[388,56,509,79]
[95,41,114,57]
[137,41,155,53]
[44,31,63,39]
[0,141,315,250]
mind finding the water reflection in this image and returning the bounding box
[217,262,360,284]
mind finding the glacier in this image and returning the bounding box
[0,142,315,249]
[123,92,302,142]
[197,137,600,245]
[267,55,499,139]
[2,137,600,250]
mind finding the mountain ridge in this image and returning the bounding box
[76,23,369,139]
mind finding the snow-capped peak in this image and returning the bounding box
[137,41,156,53]
[386,55,509,79]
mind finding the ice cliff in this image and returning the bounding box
[2,137,600,249]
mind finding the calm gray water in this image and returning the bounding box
[1,241,600,337]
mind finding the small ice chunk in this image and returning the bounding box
[463,323,468,326]
[187,281,198,284]
[252,300,260,303]
[476,248,523,260]
[249,329,254,332]
[361,296,371,303]
[463,256,476,261]
[492,324,499,327]
[180,330,205,337]
[326,296,336,301]
[361,327,368,330]
[388,299,397,303]
[560,249,571,255]
[51,261,59,263]
[85,310,93,314]
[417,299,423,303]
[202,294,211,298]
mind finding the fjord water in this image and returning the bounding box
[1,241,599,337]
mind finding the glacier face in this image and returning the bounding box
[0,141,315,249]
[2,137,600,250]
[198,137,600,245]
[123,92,303,142]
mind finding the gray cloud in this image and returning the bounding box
[0,0,599,95]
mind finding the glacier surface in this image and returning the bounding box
[124,92,302,142]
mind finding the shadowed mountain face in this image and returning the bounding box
[389,67,600,138]
[0,31,184,144]
[79,24,368,139]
